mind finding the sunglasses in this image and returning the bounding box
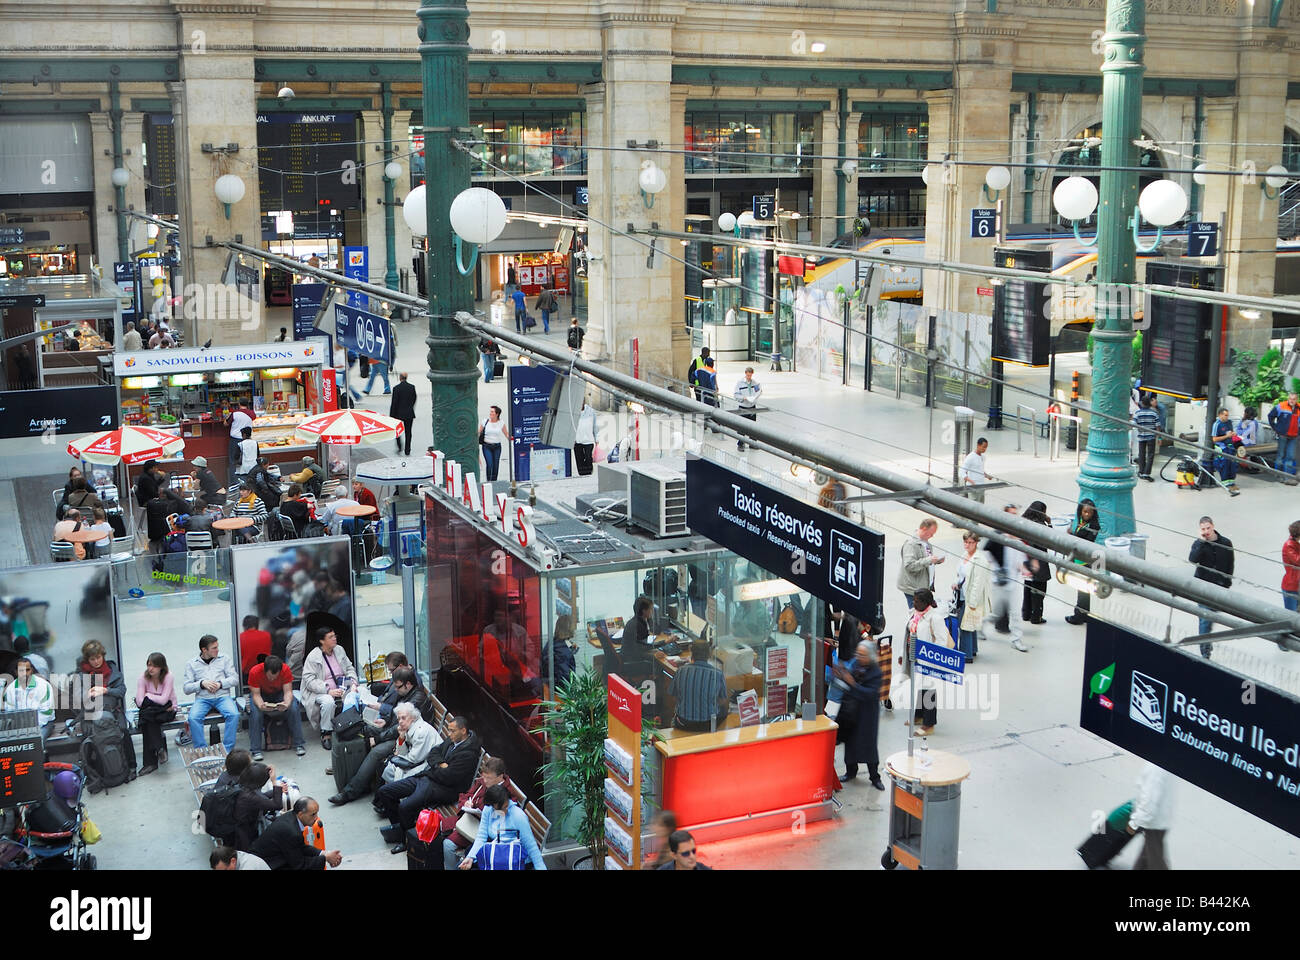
[677,847,697,857]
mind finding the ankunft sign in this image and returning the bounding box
[685,457,885,623]
[1081,620,1300,839]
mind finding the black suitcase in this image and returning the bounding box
[331,736,367,794]
[1077,825,1133,869]
[492,359,505,378]
[264,714,292,752]
[405,827,442,870]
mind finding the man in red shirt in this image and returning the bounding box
[351,479,378,511]
[248,655,306,759]
[239,615,273,680]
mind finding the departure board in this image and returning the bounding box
[145,115,178,217]
[257,113,361,213]
[1141,262,1222,400]
[991,245,1052,366]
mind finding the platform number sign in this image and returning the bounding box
[971,208,996,239]
[1187,222,1218,258]
[752,195,776,221]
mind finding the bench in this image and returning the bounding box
[180,743,229,803]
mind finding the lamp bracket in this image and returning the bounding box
[626,139,659,150]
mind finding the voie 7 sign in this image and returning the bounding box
[685,457,885,624]
[1081,620,1300,839]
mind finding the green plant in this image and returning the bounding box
[1228,348,1290,408]
[1086,330,1142,370]
[540,668,609,866]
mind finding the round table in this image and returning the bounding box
[335,504,377,518]
[212,516,254,545]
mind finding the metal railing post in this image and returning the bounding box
[1015,403,1037,457]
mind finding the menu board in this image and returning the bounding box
[257,113,361,213]
[1141,262,1222,400]
[991,245,1052,367]
[145,115,178,216]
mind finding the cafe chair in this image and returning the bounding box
[278,514,299,540]
[49,541,77,563]
[51,488,65,518]
[184,531,215,551]
[93,538,113,559]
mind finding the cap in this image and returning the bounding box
[302,456,314,464]
[192,457,208,467]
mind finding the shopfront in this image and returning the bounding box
[111,339,332,480]
[422,454,839,848]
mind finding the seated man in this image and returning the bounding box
[287,456,324,497]
[247,655,307,760]
[182,634,240,752]
[668,641,729,732]
[2,655,55,743]
[213,748,252,790]
[278,484,312,537]
[249,798,342,871]
[52,507,87,560]
[301,627,358,750]
[209,845,269,871]
[441,756,511,870]
[239,615,272,680]
[191,456,225,509]
[318,489,360,536]
[370,651,409,698]
[329,666,432,806]
[376,714,480,851]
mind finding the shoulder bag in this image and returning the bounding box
[475,825,524,870]
[478,420,487,445]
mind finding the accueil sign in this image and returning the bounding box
[426,449,543,562]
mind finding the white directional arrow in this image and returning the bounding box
[373,322,387,360]
[100,415,112,426]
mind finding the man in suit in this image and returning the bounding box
[376,714,479,852]
[389,371,417,455]
[249,798,343,870]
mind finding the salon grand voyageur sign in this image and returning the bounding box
[685,457,884,624]
[1081,620,1300,839]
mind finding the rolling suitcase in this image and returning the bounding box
[331,736,367,794]
[405,827,441,870]
[264,714,292,752]
[1077,825,1134,869]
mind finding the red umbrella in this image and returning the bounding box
[66,425,186,465]
[294,409,404,446]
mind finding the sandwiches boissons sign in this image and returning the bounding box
[427,449,537,551]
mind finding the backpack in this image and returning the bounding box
[79,715,130,794]
[199,786,241,842]
[567,327,581,349]
[301,520,329,539]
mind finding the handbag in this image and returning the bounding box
[415,807,446,844]
[456,810,481,842]
[80,817,103,845]
[334,705,366,741]
[477,421,487,445]
[382,753,427,783]
[475,827,524,870]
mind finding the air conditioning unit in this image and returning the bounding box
[626,461,687,538]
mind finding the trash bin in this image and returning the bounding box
[881,749,971,870]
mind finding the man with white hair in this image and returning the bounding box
[317,487,360,536]
[328,668,434,806]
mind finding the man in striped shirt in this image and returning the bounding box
[668,642,730,732]
[1133,393,1162,481]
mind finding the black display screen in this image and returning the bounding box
[257,113,361,213]
[991,245,1052,366]
[145,115,178,217]
[1141,262,1221,401]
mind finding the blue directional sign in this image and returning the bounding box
[343,245,368,310]
[970,207,996,239]
[1187,222,1219,258]
[752,194,776,221]
[507,364,571,482]
[914,639,966,686]
[333,301,391,365]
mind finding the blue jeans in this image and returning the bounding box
[515,307,526,333]
[1284,591,1299,612]
[482,442,502,481]
[1197,605,1214,659]
[482,353,494,382]
[248,690,305,750]
[365,363,390,393]
[541,309,551,333]
[188,695,240,751]
[1276,435,1298,474]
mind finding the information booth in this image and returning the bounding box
[111,340,331,482]
[422,454,840,851]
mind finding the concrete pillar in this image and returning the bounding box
[171,4,263,346]
[584,11,684,383]
[362,110,387,287]
[1201,39,1288,369]
[811,107,859,245]
[922,65,1013,318]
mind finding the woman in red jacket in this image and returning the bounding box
[1283,521,1300,611]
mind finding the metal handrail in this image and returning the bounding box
[1049,412,1083,465]
[1015,403,1038,457]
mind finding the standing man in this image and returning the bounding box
[225,403,254,485]
[122,321,143,352]
[897,518,943,610]
[182,635,240,752]
[566,318,585,352]
[234,428,259,487]
[1132,393,1161,481]
[980,504,1030,653]
[573,400,597,476]
[534,286,558,334]
[687,346,712,403]
[247,655,307,760]
[389,372,417,455]
[733,366,762,451]
[1189,516,1234,660]
[959,437,992,503]
[1269,391,1300,477]
[510,286,528,333]
[480,337,501,382]
[275,327,289,342]
[1128,763,1175,870]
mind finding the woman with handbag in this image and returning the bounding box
[956,532,990,662]
[458,783,546,870]
[479,405,509,482]
[905,587,953,736]
[134,652,176,775]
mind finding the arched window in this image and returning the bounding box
[1052,124,1164,225]
[1283,129,1300,175]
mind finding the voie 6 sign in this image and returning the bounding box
[1081,620,1300,839]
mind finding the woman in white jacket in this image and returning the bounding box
[301,627,358,748]
[956,532,993,662]
[906,587,953,736]
[1129,763,1176,869]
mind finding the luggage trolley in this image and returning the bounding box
[880,749,971,870]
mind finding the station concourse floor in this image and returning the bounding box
[12,309,1300,869]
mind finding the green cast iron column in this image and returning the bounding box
[382,83,400,291]
[418,0,478,469]
[1077,0,1143,538]
[110,81,129,265]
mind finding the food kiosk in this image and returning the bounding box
[111,339,332,481]
[422,453,840,850]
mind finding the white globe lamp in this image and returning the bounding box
[384,161,403,182]
[402,185,427,237]
[449,187,508,274]
[717,211,737,233]
[1137,179,1187,227]
[213,174,246,220]
[1052,176,1099,222]
[110,167,130,189]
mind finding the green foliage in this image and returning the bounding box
[1228,348,1291,407]
[540,668,610,866]
[1086,330,1142,370]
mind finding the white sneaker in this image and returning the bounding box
[1012,638,1029,653]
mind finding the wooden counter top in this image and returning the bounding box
[654,715,837,758]
[885,749,971,787]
